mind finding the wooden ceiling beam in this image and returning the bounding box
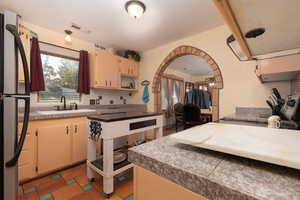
[213,0,252,59]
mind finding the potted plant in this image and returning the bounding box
[125,50,141,62]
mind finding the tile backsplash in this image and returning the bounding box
[85,89,135,105]
[27,88,139,107]
[291,77,300,95]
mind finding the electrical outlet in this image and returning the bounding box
[90,99,96,105]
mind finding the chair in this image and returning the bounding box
[183,104,203,129]
[174,103,184,132]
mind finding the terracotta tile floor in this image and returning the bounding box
[19,163,133,200]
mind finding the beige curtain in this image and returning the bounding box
[161,77,169,111]
[167,78,175,117]
[174,80,184,104]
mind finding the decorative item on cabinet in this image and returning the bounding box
[125,50,141,62]
[94,43,106,50]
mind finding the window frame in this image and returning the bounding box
[37,51,81,103]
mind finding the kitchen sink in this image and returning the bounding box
[37,109,96,115]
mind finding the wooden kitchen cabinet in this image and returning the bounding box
[118,57,139,78]
[37,122,72,174]
[18,124,36,181]
[72,119,88,164]
[90,50,139,90]
[134,165,207,200]
[18,117,88,181]
[18,28,31,82]
[90,50,120,89]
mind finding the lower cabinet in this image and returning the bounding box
[134,165,208,200]
[18,117,88,182]
[18,124,36,181]
[72,119,88,164]
[37,123,72,174]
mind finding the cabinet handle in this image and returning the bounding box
[95,81,98,85]
[74,125,78,133]
[110,81,111,86]
[105,80,107,86]
[66,126,69,135]
[128,69,130,74]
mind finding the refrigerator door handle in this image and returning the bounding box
[6,24,30,95]
[5,96,30,167]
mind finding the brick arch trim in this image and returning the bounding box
[151,45,224,121]
[152,45,223,93]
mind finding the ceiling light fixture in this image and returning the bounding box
[125,0,146,19]
[64,30,72,43]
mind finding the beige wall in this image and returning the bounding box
[21,21,136,107]
[136,25,291,117]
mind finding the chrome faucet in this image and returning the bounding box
[60,96,66,110]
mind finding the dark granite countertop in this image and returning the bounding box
[222,107,271,124]
[222,113,268,124]
[18,104,147,121]
[88,112,162,122]
[128,131,300,200]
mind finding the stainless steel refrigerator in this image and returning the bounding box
[0,10,30,200]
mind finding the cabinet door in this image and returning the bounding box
[90,51,109,88]
[98,50,119,88]
[18,28,31,83]
[131,61,139,77]
[37,124,72,174]
[72,121,88,163]
[109,56,120,88]
[18,124,36,181]
[119,57,130,75]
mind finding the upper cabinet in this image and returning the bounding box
[118,57,139,78]
[90,50,139,91]
[90,50,120,89]
[18,27,31,82]
[213,0,300,60]
[255,54,300,83]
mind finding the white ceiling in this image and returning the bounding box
[1,0,223,51]
[168,55,213,76]
[229,0,300,56]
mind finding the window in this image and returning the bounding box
[38,53,80,103]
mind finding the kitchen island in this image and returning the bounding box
[86,112,163,197]
[128,130,300,200]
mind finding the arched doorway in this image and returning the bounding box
[152,45,224,121]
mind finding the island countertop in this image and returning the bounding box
[128,133,300,200]
[88,112,162,122]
